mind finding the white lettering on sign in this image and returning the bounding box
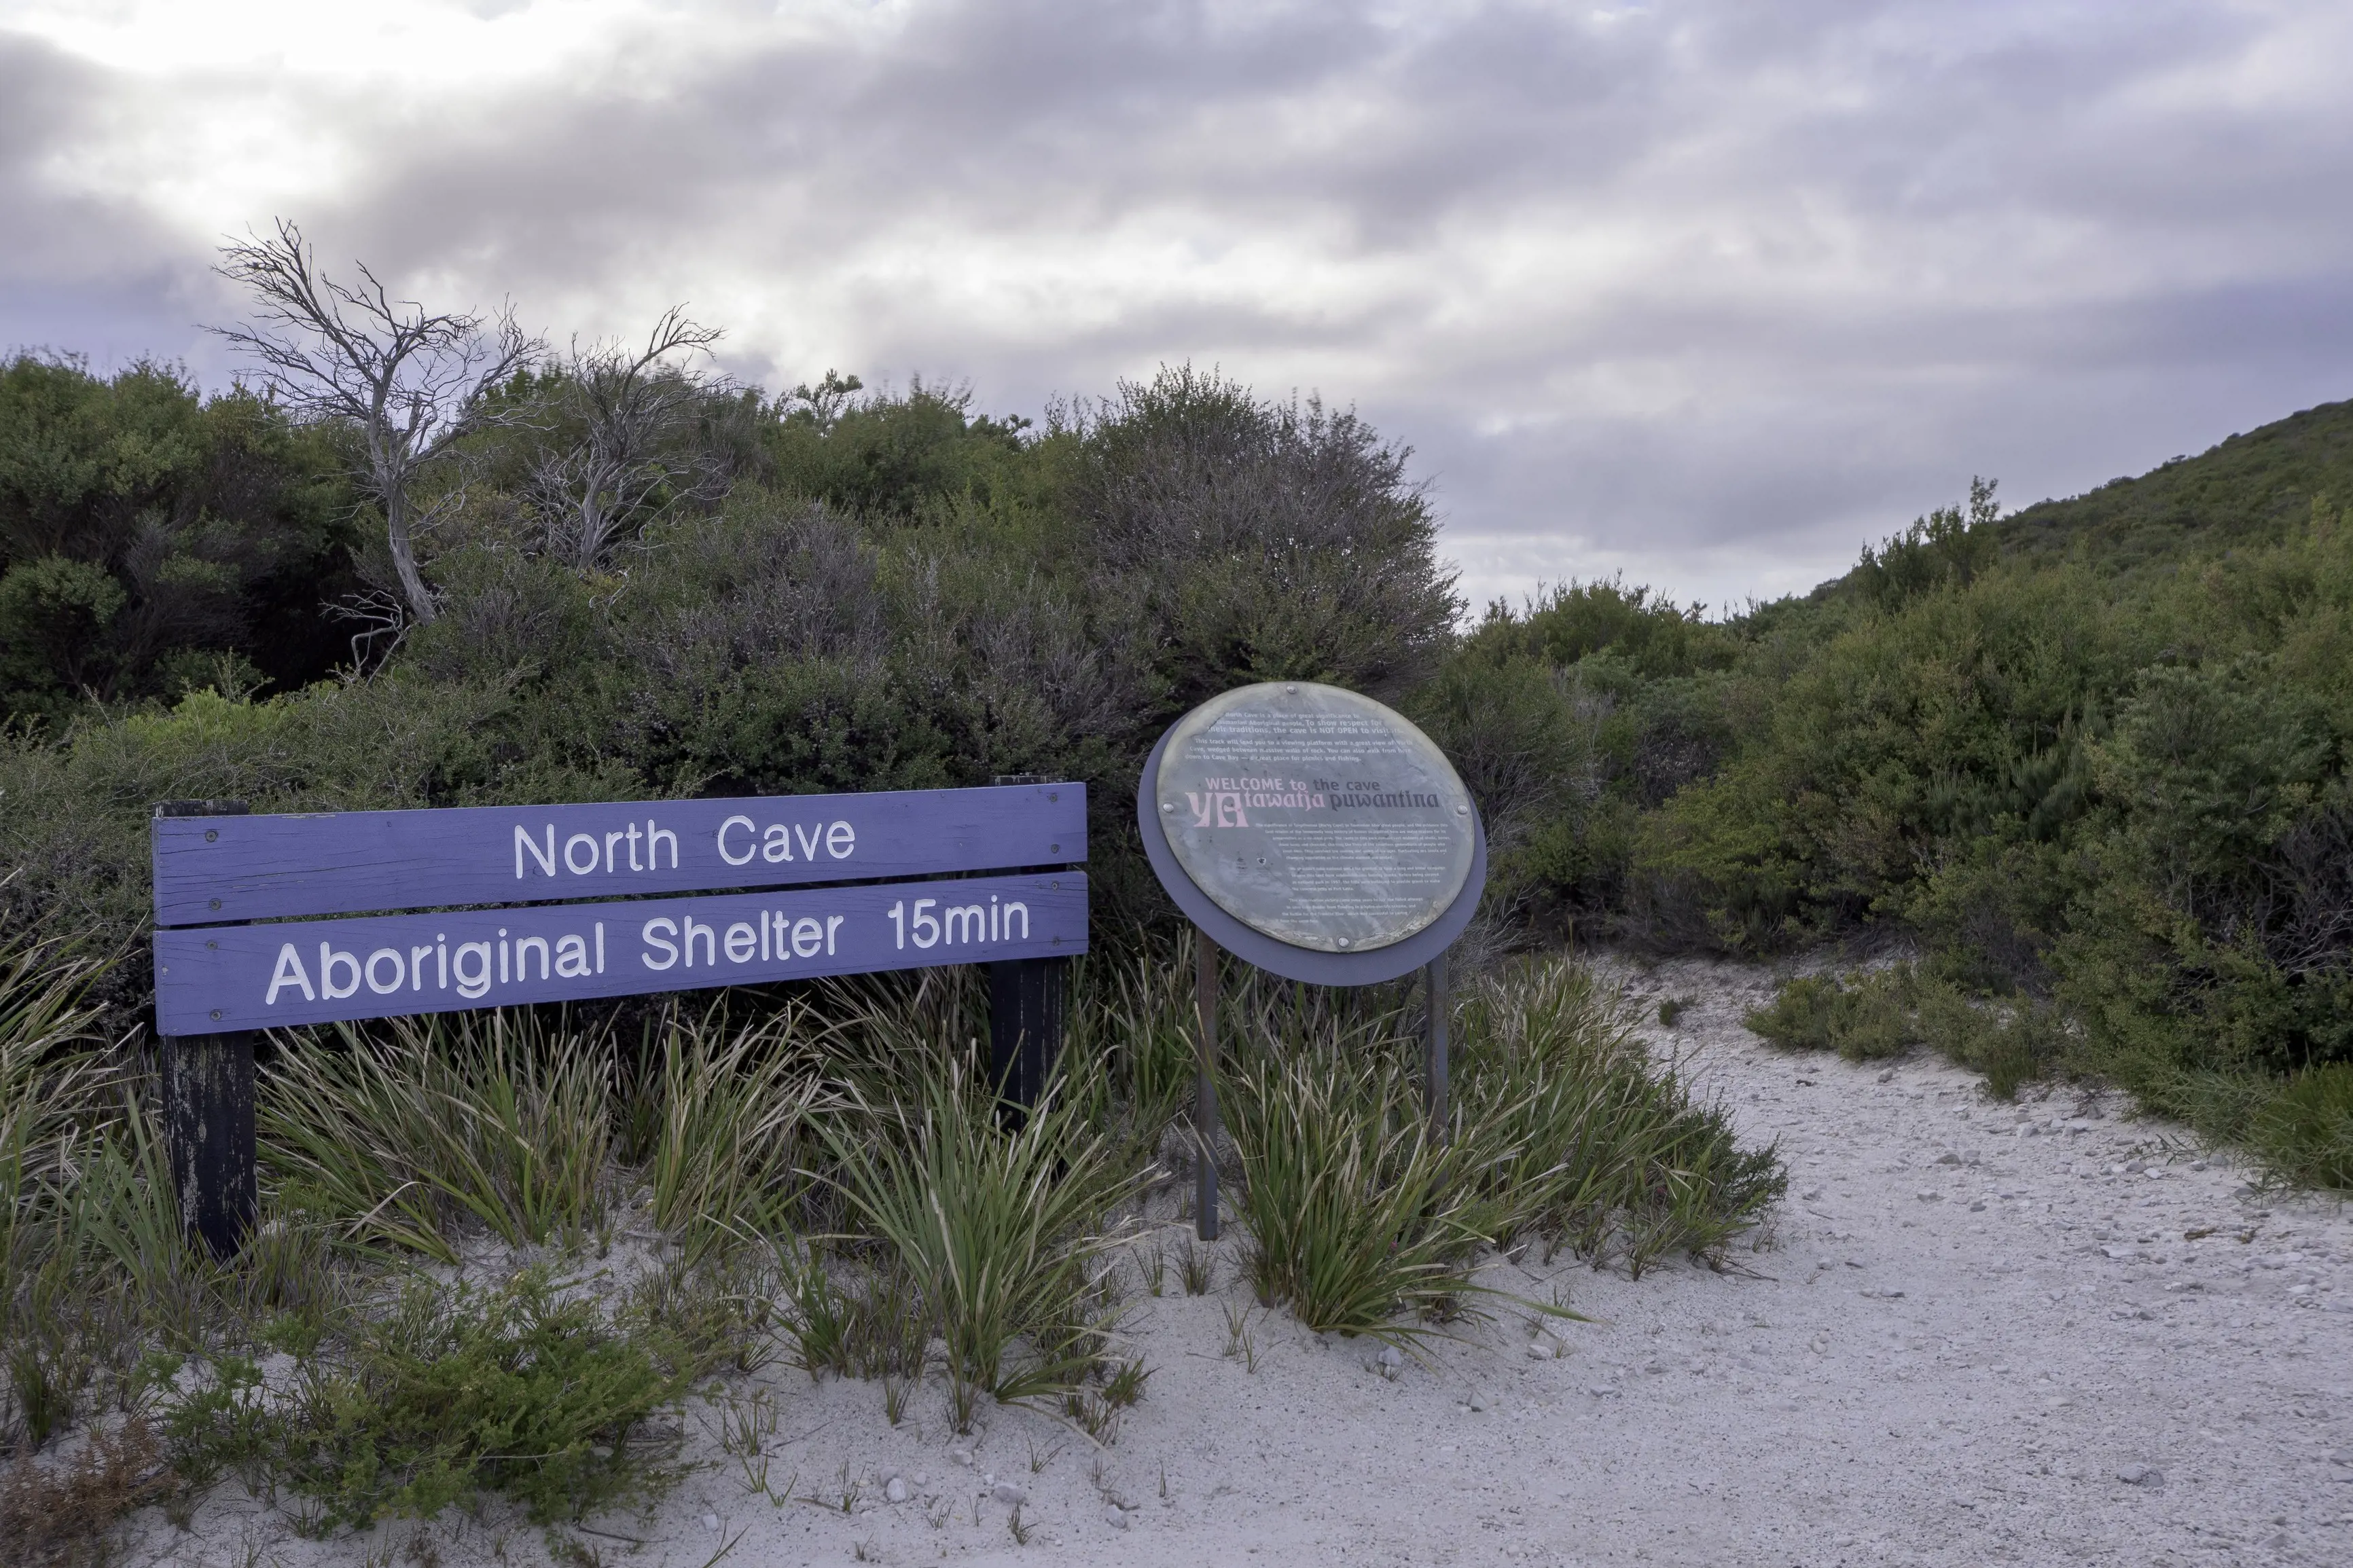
[266,943,314,1004]
[713,815,860,867]
[516,819,687,878]
[889,898,1025,949]
[194,873,1079,1034]
[645,909,849,968]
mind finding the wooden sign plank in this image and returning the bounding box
[153,782,1085,927]
[154,872,1087,1034]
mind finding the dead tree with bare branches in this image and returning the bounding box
[527,307,725,568]
[212,220,537,623]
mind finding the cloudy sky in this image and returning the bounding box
[4,1,2350,610]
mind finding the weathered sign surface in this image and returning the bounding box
[153,784,1084,926]
[1149,682,1477,953]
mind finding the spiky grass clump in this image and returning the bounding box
[2251,1063,2353,1190]
[1458,962,1786,1275]
[821,1059,1140,1429]
[646,1003,834,1259]
[1225,1049,1501,1341]
[1221,958,1786,1335]
[1,940,102,1442]
[261,1010,614,1258]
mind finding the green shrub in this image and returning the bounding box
[166,1266,687,1529]
[1744,966,2071,1098]
[1743,972,1914,1060]
[2252,1065,2353,1190]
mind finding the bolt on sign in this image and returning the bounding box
[150,784,1087,1257]
[1136,682,1486,1240]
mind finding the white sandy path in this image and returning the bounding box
[137,955,2353,1568]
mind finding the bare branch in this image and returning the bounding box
[526,306,726,568]
[209,219,540,621]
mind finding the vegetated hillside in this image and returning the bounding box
[1991,396,2353,570]
[0,332,2346,1185]
[1443,395,2352,1184]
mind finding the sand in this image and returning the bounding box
[130,954,2353,1567]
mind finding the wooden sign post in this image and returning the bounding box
[153,782,1088,1256]
[154,800,257,1262]
[1136,682,1486,1240]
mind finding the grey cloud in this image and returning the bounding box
[0,34,204,363]
[3,1,2349,608]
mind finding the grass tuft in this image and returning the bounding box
[262,1010,614,1258]
[820,1058,1140,1427]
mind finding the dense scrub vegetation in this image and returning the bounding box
[2,325,2349,1193]
[4,263,2348,1554]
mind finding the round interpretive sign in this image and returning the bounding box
[1138,682,1484,983]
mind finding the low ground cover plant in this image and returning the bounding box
[164,1266,687,1530]
[1748,964,2087,1102]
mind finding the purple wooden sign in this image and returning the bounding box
[155,873,1085,1034]
[151,782,1084,928]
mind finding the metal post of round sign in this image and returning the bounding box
[1136,680,1487,1239]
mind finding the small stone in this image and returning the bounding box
[1969,1201,1986,1212]
[1936,1152,1962,1165]
[914,1472,929,1487]
[886,1477,910,1504]
[993,1482,1028,1506]
[1465,1387,1494,1411]
[1587,1383,1616,1397]
[1916,1190,1943,1203]
[1878,1069,1896,1083]
[2116,1463,2163,1487]
[1104,1506,1130,1529]
[2124,1161,2145,1174]
[701,1512,721,1531]
[949,1444,975,1467]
